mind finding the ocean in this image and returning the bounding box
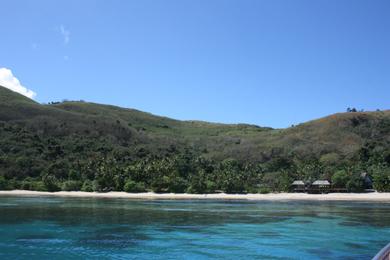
[0,196,389,259]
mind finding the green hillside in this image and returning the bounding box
[0,86,389,193]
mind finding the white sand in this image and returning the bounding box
[0,190,390,201]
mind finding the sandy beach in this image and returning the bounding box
[0,190,390,201]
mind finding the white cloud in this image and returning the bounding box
[60,25,70,45]
[0,68,37,99]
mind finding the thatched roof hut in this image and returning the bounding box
[309,180,330,194]
[292,180,306,192]
[312,180,330,186]
[292,180,305,186]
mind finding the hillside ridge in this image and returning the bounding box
[0,85,389,193]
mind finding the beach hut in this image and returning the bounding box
[291,180,306,192]
[310,180,330,194]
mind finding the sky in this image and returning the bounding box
[0,0,389,128]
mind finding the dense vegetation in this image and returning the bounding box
[0,86,389,193]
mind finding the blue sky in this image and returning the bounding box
[0,0,389,128]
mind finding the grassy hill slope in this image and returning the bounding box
[0,86,389,193]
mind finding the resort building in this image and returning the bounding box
[291,180,306,192]
[310,180,330,194]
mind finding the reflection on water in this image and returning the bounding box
[0,196,389,259]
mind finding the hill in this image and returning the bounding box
[0,85,389,193]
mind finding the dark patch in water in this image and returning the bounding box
[251,216,291,225]
[339,221,361,227]
[16,234,55,240]
[92,225,145,236]
[344,242,367,249]
[264,211,320,219]
[78,225,150,249]
[294,220,312,224]
[307,248,334,258]
[316,215,337,220]
[257,231,281,237]
[172,225,206,231]
[157,225,210,235]
[16,234,68,245]
[79,233,141,249]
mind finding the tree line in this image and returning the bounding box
[0,117,389,194]
[1,151,389,193]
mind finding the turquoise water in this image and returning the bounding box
[0,197,389,259]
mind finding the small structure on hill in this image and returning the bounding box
[309,180,330,194]
[291,180,306,192]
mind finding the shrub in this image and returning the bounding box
[186,177,205,194]
[372,166,390,192]
[246,185,262,194]
[124,180,146,193]
[168,177,187,193]
[0,177,18,190]
[186,180,216,194]
[30,181,46,191]
[92,180,102,192]
[81,180,93,192]
[42,174,61,192]
[331,170,349,188]
[185,185,196,194]
[0,176,8,190]
[20,177,34,190]
[346,174,364,193]
[151,176,170,193]
[258,187,271,194]
[21,180,32,190]
[262,171,291,192]
[61,180,82,191]
[205,180,217,193]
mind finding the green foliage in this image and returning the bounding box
[151,176,170,193]
[0,86,389,194]
[20,179,32,190]
[42,174,61,192]
[167,177,187,193]
[262,171,291,192]
[186,177,206,194]
[205,180,217,193]
[258,187,271,194]
[346,174,365,193]
[30,181,46,191]
[372,165,390,192]
[320,153,340,166]
[124,180,146,193]
[331,170,349,188]
[0,176,8,190]
[186,169,210,194]
[92,180,102,192]
[61,180,82,191]
[81,180,93,192]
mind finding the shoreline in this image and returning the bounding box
[1,190,390,201]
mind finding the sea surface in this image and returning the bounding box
[0,196,389,259]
